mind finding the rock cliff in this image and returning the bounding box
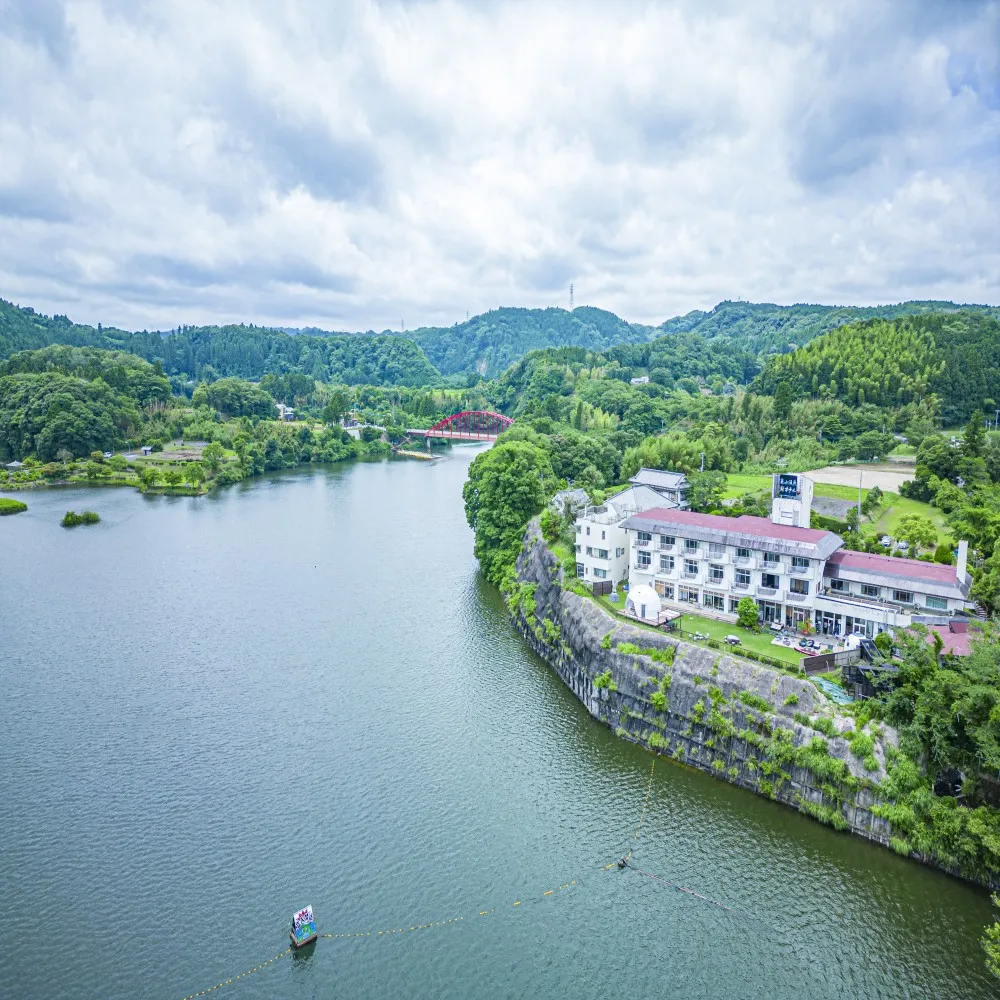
[511,521,899,847]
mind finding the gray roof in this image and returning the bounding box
[549,488,589,510]
[629,467,689,491]
[607,484,678,518]
[825,550,971,600]
[623,508,843,560]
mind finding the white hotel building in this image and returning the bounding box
[618,473,973,638]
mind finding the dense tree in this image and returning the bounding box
[192,378,275,419]
[462,440,556,585]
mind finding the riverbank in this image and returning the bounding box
[510,519,995,889]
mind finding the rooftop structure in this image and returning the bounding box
[628,467,691,509]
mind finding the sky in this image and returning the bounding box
[1,0,998,333]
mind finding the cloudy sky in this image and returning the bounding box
[1,0,998,332]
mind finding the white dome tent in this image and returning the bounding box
[625,584,661,622]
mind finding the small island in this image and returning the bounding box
[61,510,101,527]
[0,497,27,515]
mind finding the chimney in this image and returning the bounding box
[957,540,968,584]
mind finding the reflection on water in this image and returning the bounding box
[0,451,994,999]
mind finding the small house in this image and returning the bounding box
[141,446,153,456]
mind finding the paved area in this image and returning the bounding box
[806,464,915,493]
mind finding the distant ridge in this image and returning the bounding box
[2,295,997,382]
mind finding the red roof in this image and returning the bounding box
[632,507,833,544]
[827,549,960,585]
[923,624,977,657]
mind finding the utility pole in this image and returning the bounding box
[569,283,574,310]
[858,470,863,525]
[700,452,705,472]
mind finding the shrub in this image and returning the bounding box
[0,498,27,515]
[594,670,617,691]
[739,690,772,713]
[736,596,759,630]
[692,699,705,722]
[873,632,893,657]
[849,732,875,759]
[61,510,100,527]
[650,691,667,712]
[648,731,667,749]
[601,631,613,650]
[863,754,880,772]
[783,693,799,706]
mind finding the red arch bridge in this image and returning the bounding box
[407,410,513,442]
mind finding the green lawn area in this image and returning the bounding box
[721,473,771,499]
[867,493,950,549]
[673,612,803,667]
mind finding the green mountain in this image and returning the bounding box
[657,300,1000,356]
[0,301,442,387]
[753,311,1000,424]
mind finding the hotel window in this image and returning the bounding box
[679,587,699,604]
[729,597,740,613]
[576,563,584,578]
[926,595,948,610]
[709,564,724,584]
[861,584,879,598]
[791,556,809,571]
[709,543,725,558]
[601,530,606,540]
[761,573,779,590]
[655,581,675,599]
[616,547,626,558]
[637,531,652,544]
[763,552,780,566]
[586,546,593,556]
[576,524,581,534]
[830,579,848,593]
[593,568,607,579]
[586,526,590,535]
[735,569,751,588]
[703,593,726,612]
[684,559,699,576]
[660,555,675,573]
[659,534,675,548]
[685,538,699,552]
[892,590,914,604]
[737,547,752,560]
[637,551,651,568]
[790,579,809,595]
[596,549,609,559]
[575,544,581,553]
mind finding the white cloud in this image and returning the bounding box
[0,0,997,331]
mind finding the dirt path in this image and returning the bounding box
[805,464,915,493]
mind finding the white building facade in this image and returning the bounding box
[574,482,680,586]
[621,474,973,637]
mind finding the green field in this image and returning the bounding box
[867,494,950,549]
[673,612,804,667]
[722,472,870,503]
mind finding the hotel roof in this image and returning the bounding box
[629,468,689,491]
[825,550,970,599]
[622,507,842,559]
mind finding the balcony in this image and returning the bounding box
[761,560,783,574]
[634,561,653,572]
[682,547,703,559]
[732,581,750,590]
[635,538,652,549]
[734,556,756,568]
[789,565,811,577]
[757,585,778,597]
[681,571,699,580]
[785,590,809,603]
[658,543,676,552]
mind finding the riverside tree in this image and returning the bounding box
[462,439,555,586]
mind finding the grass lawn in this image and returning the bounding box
[868,493,949,548]
[721,473,771,499]
[673,612,803,667]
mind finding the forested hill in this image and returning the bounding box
[753,311,1000,425]
[0,300,442,387]
[657,300,1000,356]
[4,296,999,386]
[405,306,652,377]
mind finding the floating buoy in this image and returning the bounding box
[291,905,318,948]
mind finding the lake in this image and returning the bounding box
[0,448,995,999]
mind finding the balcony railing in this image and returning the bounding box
[816,587,917,613]
[635,538,652,549]
[732,581,750,590]
[757,585,778,597]
[785,590,809,603]
[658,542,675,552]
[735,556,756,568]
[762,560,783,573]
[681,571,699,580]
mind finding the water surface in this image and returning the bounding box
[1,451,995,999]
